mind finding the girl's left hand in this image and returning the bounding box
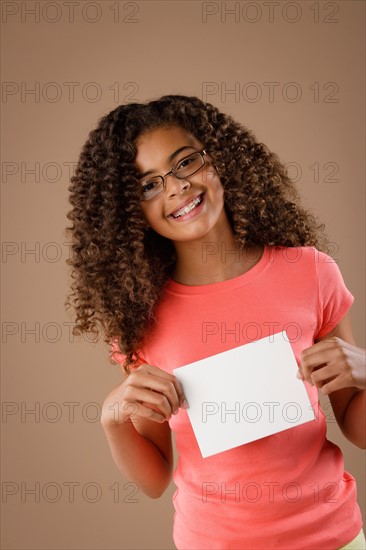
[297,336,366,395]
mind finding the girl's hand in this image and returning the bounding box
[101,363,188,426]
[297,336,366,395]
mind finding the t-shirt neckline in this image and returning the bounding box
[165,245,273,295]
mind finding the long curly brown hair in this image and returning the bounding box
[65,94,330,374]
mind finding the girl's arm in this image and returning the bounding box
[100,363,185,498]
[101,415,173,499]
[300,311,366,449]
[337,389,365,449]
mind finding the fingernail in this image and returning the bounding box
[296,370,303,379]
[173,408,179,415]
[182,399,189,409]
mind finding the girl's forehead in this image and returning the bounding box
[134,126,202,170]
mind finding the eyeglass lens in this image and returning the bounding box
[141,151,204,200]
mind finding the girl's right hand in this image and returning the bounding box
[100,363,188,426]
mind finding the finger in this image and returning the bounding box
[124,385,173,419]
[301,339,341,364]
[310,364,341,388]
[301,349,332,368]
[141,374,182,414]
[301,343,351,386]
[171,377,187,408]
[301,340,335,358]
[302,362,327,385]
[129,401,166,423]
[312,337,343,350]
[104,398,166,424]
[320,376,345,396]
[301,348,333,382]
[137,365,187,409]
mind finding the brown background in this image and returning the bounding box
[2,1,365,548]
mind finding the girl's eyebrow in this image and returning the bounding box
[138,145,196,180]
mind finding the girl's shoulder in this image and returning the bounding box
[269,244,321,264]
[268,245,340,280]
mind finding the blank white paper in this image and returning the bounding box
[173,331,315,458]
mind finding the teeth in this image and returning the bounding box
[172,196,202,218]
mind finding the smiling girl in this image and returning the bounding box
[66,95,365,549]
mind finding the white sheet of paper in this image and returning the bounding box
[173,331,315,458]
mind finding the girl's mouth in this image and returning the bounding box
[168,193,205,222]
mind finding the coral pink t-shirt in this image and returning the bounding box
[112,246,362,550]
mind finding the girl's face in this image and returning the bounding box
[134,125,227,243]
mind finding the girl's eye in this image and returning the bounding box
[176,158,194,172]
[142,180,158,192]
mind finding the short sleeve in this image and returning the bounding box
[314,251,354,340]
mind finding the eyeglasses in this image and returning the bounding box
[139,149,207,201]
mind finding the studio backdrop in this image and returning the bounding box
[2,1,365,549]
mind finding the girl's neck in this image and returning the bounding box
[171,244,264,286]
[170,214,264,286]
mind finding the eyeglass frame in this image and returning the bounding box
[139,148,208,201]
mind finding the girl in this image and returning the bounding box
[66,95,365,549]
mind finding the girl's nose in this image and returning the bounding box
[165,174,191,197]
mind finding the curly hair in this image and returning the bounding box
[65,94,330,374]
